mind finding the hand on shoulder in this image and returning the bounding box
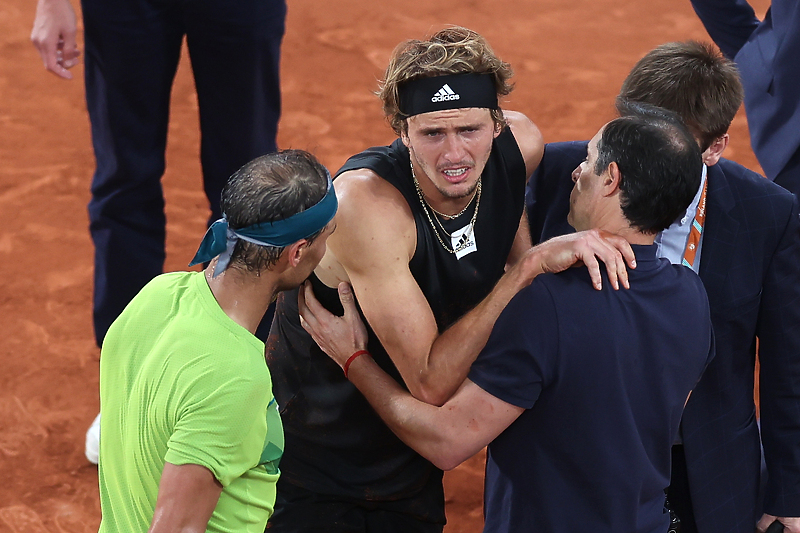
[515,229,636,291]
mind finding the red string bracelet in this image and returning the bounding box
[343,350,370,379]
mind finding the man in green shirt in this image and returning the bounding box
[97,149,337,533]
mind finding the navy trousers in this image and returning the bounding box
[82,0,286,345]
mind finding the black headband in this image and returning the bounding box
[398,73,499,117]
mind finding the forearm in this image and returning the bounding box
[347,355,483,470]
[313,231,631,406]
[418,254,540,405]
[417,229,633,404]
[299,280,524,466]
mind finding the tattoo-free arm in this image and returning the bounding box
[148,462,223,533]
[355,365,523,470]
[326,150,635,405]
[504,110,544,177]
[507,209,533,267]
[303,228,635,409]
[323,173,634,405]
[299,280,523,469]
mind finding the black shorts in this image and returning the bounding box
[266,477,446,533]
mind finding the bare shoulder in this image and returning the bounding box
[503,110,544,176]
[325,169,416,276]
[334,168,414,229]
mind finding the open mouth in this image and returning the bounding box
[441,167,470,183]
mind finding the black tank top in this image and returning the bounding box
[266,128,526,514]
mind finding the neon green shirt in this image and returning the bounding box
[98,271,283,532]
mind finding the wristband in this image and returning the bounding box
[343,350,370,379]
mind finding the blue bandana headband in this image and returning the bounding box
[189,175,337,277]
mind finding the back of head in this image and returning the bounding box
[596,103,703,234]
[221,149,330,272]
[379,26,513,135]
[617,41,743,150]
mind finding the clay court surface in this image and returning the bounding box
[0,0,769,530]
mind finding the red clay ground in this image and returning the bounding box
[0,0,769,531]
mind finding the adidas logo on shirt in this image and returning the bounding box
[431,84,460,102]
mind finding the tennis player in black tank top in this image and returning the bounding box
[265,27,634,532]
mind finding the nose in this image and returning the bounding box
[443,134,468,162]
[571,165,581,183]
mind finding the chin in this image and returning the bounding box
[566,213,582,232]
[276,276,305,294]
[441,179,479,199]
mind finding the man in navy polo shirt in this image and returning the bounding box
[299,106,715,532]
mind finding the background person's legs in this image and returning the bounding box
[83,0,184,347]
[185,0,286,336]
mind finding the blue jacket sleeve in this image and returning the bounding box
[758,196,800,517]
[689,0,761,58]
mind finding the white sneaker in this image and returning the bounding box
[85,413,101,464]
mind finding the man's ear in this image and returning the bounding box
[400,126,411,148]
[284,239,309,268]
[702,134,729,166]
[604,161,622,196]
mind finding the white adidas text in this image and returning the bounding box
[432,94,460,102]
[431,84,460,102]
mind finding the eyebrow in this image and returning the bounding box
[419,123,484,135]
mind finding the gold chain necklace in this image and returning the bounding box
[423,177,479,220]
[411,160,481,254]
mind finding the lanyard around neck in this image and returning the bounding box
[681,178,708,269]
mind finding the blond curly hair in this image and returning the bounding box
[379,26,514,135]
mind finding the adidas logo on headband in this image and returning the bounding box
[431,84,460,103]
[398,73,497,117]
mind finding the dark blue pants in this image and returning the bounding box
[668,445,699,533]
[82,0,286,345]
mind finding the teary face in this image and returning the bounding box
[401,107,500,206]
